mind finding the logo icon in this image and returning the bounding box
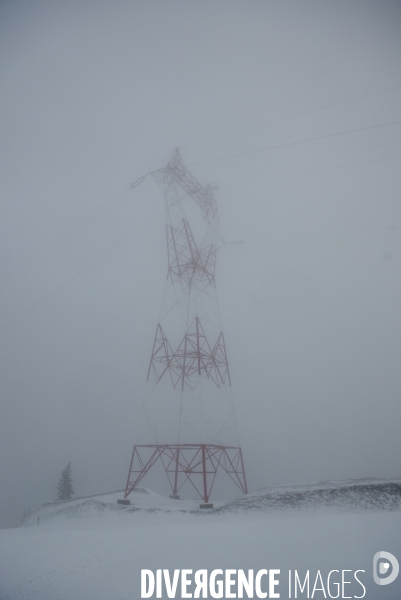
[373,551,399,585]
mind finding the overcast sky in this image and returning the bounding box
[1,0,401,528]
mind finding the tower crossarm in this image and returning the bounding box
[167,148,218,225]
[147,317,230,391]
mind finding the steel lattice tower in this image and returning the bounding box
[123,149,247,504]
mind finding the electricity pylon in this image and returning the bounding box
[123,149,247,504]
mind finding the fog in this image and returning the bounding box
[1,0,401,528]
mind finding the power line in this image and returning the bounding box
[187,119,401,168]
[0,212,162,332]
[4,282,166,383]
[0,180,154,297]
[218,139,401,185]
[227,224,400,247]
[217,153,401,190]
[180,84,401,150]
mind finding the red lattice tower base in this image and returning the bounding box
[125,444,247,503]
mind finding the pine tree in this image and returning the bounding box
[57,462,74,500]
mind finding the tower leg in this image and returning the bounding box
[171,447,180,499]
[239,447,248,495]
[201,444,208,503]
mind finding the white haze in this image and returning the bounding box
[1,0,401,527]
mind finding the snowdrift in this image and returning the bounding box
[17,487,209,527]
[18,477,401,527]
[215,477,401,514]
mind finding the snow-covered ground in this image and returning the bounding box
[1,480,400,599]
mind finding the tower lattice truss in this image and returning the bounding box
[124,149,247,503]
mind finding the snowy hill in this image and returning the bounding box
[17,477,401,527]
[17,487,229,528]
[2,479,400,600]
